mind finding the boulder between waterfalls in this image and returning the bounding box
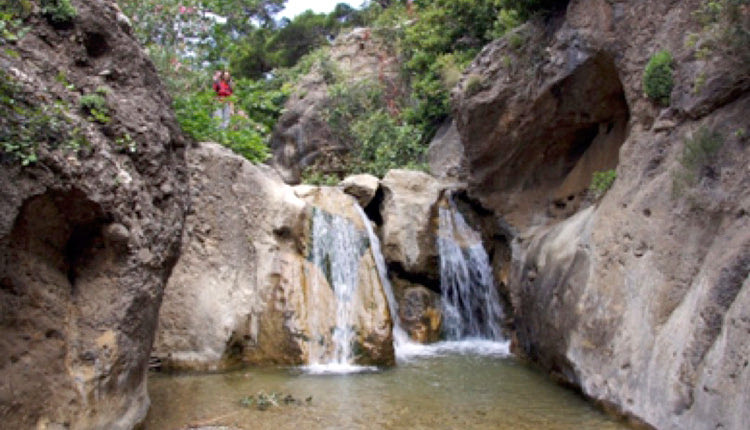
[153,143,394,369]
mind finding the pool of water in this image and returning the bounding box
[144,341,628,430]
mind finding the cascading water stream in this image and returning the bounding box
[437,198,505,341]
[354,205,410,353]
[306,207,367,372]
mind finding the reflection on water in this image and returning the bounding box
[145,342,628,430]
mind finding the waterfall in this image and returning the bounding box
[307,207,367,369]
[354,205,410,351]
[438,198,505,340]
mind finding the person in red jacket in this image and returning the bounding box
[213,70,234,128]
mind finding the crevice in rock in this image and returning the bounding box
[363,185,385,226]
[83,32,109,58]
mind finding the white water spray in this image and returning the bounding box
[306,207,368,372]
[354,205,411,355]
[437,198,505,341]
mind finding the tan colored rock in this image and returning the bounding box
[154,149,394,368]
[428,119,468,181]
[379,170,447,282]
[0,1,188,428]
[398,284,443,343]
[153,143,309,369]
[339,174,380,207]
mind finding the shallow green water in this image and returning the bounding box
[145,344,628,430]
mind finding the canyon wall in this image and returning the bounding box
[453,0,749,428]
[0,1,188,428]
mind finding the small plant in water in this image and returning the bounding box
[239,391,310,411]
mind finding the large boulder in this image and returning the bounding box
[153,144,394,369]
[455,0,750,428]
[427,119,468,181]
[153,143,309,369]
[0,1,188,428]
[378,170,447,283]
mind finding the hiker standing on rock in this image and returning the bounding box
[213,70,234,128]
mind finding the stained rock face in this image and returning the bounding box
[0,1,188,428]
[153,144,394,369]
[455,0,750,428]
[153,143,310,369]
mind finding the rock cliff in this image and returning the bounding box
[270,28,401,183]
[453,0,749,428]
[0,1,188,428]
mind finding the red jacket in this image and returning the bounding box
[213,80,233,97]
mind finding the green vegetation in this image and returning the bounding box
[643,51,674,106]
[239,391,312,411]
[690,0,750,67]
[1,71,81,165]
[41,0,77,25]
[118,0,564,179]
[0,1,31,43]
[79,93,110,124]
[672,127,724,197]
[590,169,616,199]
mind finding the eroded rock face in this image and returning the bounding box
[154,145,394,369]
[455,0,750,428]
[427,119,468,181]
[0,1,188,428]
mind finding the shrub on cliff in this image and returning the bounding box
[40,0,77,26]
[643,51,674,106]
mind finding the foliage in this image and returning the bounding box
[79,93,110,124]
[501,0,569,19]
[350,111,426,177]
[0,1,31,43]
[0,71,80,165]
[689,0,750,69]
[40,0,77,25]
[672,127,724,196]
[643,51,674,106]
[590,169,616,198]
[172,77,287,162]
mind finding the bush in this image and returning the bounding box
[1,71,78,165]
[41,0,77,25]
[79,93,110,123]
[590,169,616,198]
[672,127,724,196]
[350,111,426,177]
[643,51,674,106]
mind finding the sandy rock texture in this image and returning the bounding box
[0,1,188,428]
[454,0,749,428]
[153,144,394,369]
